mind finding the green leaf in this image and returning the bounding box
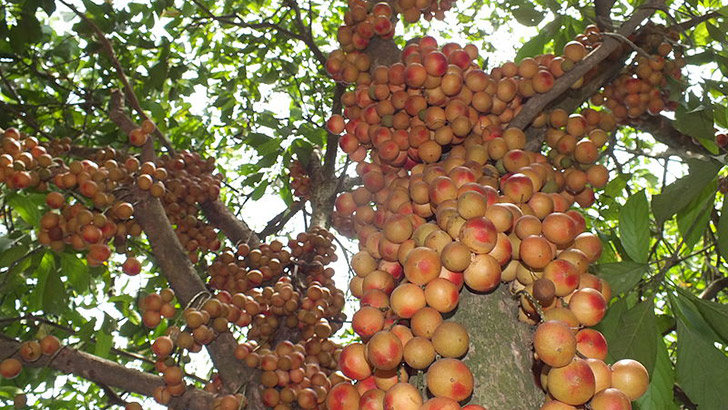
[94,314,114,359]
[594,296,628,340]
[515,17,561,61]
[635,335,677,410]
[511,4,543,26]
[676,179,716,251]
[0,246,29,268]
[60,253,90,294]
[676,319,728,409]
[7,194,41,227]
[676,287,728,343]
[651,158,722,225]
[619,190,650,263]
[595,262,647,296]
[669,290,722,344]
[674,101,718,154]
[718,196,728,258]
[42,261,66,315]
[30,251,54,311]
[605,299,658,373]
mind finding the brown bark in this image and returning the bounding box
[200,199,262,247]
[0,335,214,409]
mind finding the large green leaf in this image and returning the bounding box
[651,158,722,225]
[676,179,716,251]
[605,299,658,373]
[60,253,90,294]
[635,335,677,410]
[7,194,41,227]
[94,314,114,359]
[676,287,728,343]
[676,320,728,409]
[595,262,647,296]
[673,99,717,154]
[619,190,650,263]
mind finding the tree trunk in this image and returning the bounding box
[454,285,544,408]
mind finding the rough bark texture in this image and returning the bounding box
[0,336,214,409]
[453,286,544,408]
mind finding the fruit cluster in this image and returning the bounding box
[289,160,312,199]
[540,107,614,208]
[593,23,684,122]
[145,228,347,408]
[139,288,178,328]
[323,19,658,410]
[0,125,224,268]
[0,335,62,380]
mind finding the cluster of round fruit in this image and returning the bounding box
[329,133,649,408]
[289,160,312,199]
[208,240,291,293]
[338,1,395,53]
[2,126,225,268]
[138,288,177,328]
[155,151,223,262]
[327,35,593,168]
[539,107,614,208]
[593,24,683,122]
[394,0,456,23]
[0,335,62,381]
[235,338,346,409]
[288,228,340,265]
[127,119,157,147]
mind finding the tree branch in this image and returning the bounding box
[595,0,616,31]
[700,276,728,300]
[510,1,664,130]
[257,201,305,239]
[630,115,710,157]
[0,335,214,409]
[671,10,722,32]
[108,97,263,401]
[200,200,261,247]
[190,0,326,66]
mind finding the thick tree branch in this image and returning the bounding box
[510,1,664,130]
[595,0,616,31]
[700,276,728,300]
[630,115,710,157]
[200,200,261,247]
[309,84,346,229]
[0,335,214,409]
[58,0,174,155]
[108,98,263,402]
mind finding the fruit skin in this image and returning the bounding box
[426,358,474,402]
[547,358,595,405]
[326,382,360,410]
[0,358,22,379]
[590,388,632,410]
[534,321,576,368]
[610,359,649,400]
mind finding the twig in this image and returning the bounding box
[57,0,175,155]
[258,201,305,239]
[601,32,652,58]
